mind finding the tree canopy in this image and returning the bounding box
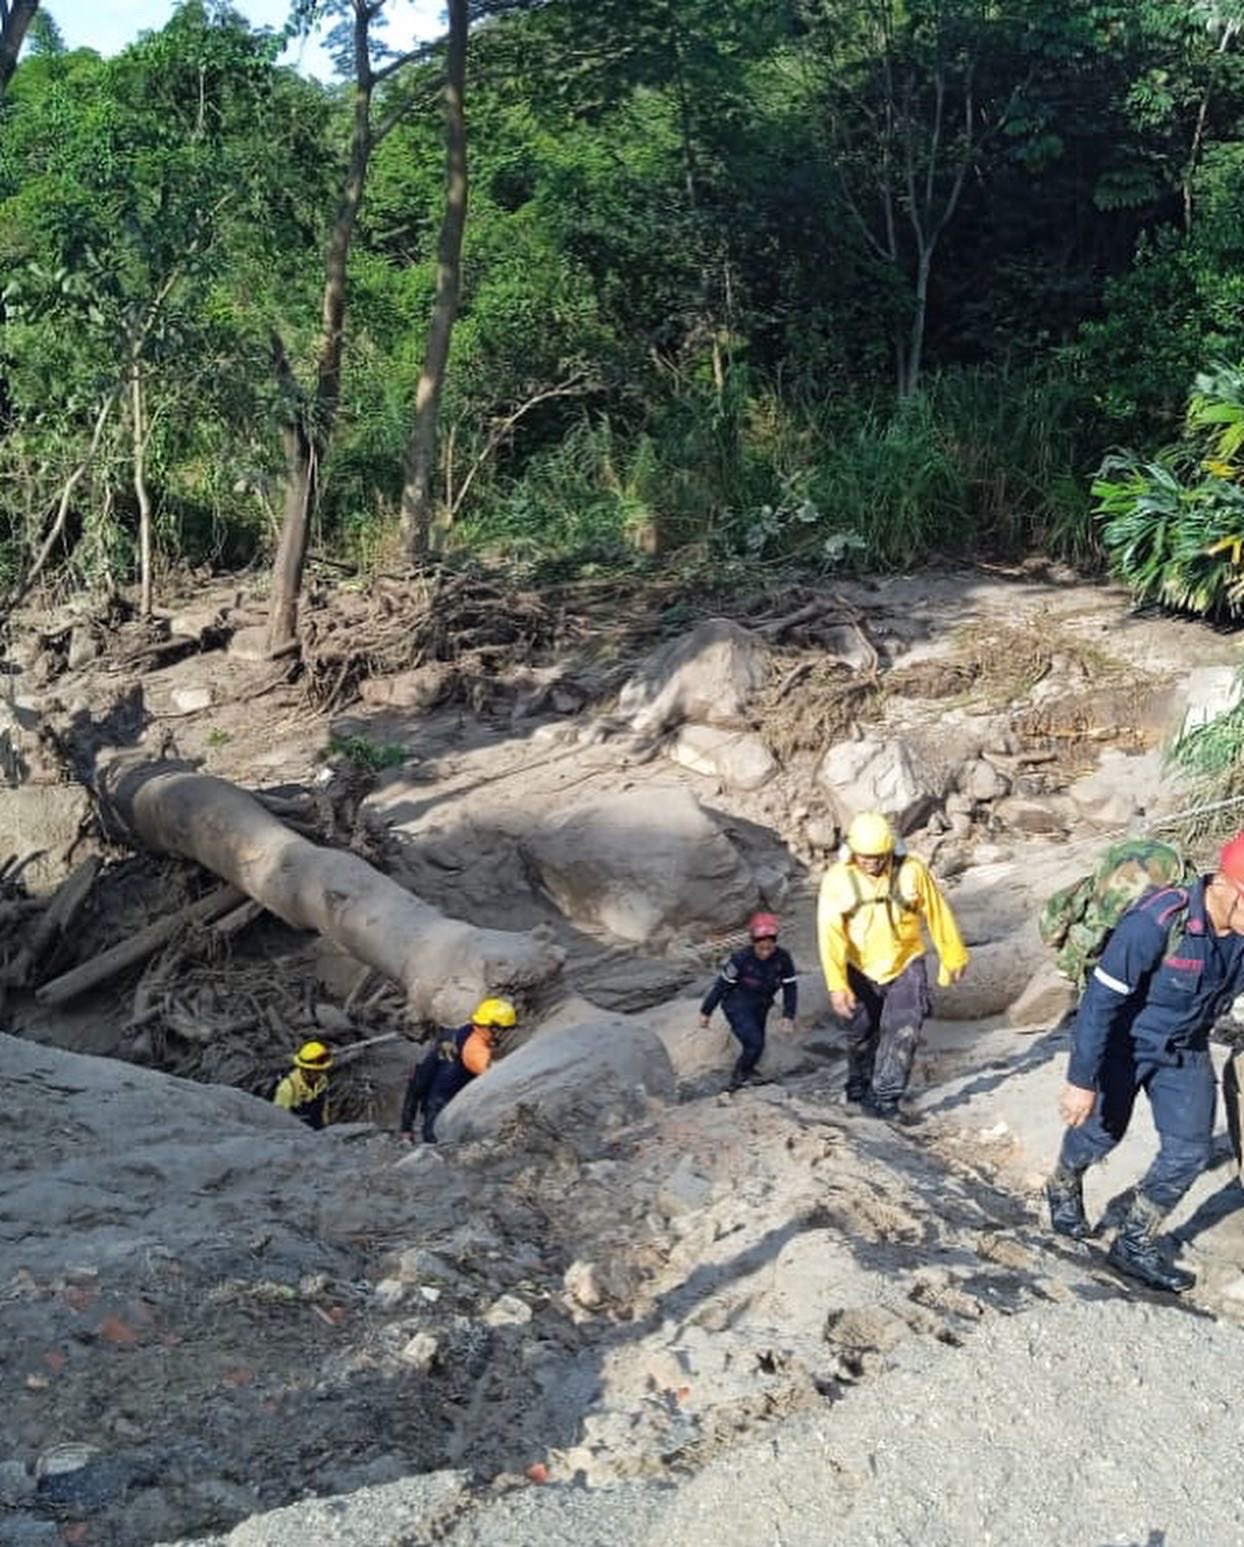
[0,0,1241,611]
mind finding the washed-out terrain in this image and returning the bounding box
[3,565,1244,1547]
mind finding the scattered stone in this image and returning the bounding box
[226,624,272,662]
[521,786,756,943]
[168,606,225,641]
[66,626,98,671]
[373,1278,408,1311]
[993,795,1068,836]
[960,758,1010,803]
[1006,962,1076,1029]
[818,736,941,834]
[563,1260,606,1311]
[394,1248,460,1286]
[170,685,213,714]
[358,663,454,711]
[617,619,770,735]
[398,1332,440,1371]
[668,723,778,792]
[483,1294,534,1328]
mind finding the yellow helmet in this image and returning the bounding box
[471,996,517,1030]
[293,1039,333,1071]
[846,811,896,857]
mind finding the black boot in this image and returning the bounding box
[845,1077,869,1105]
[1107,1194,1195,1294]
[862,1093,900,1120]
[1046,1165,1090,1240]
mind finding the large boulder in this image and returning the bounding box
[617,619,769,736]
[817,736,941,834]
[435,1001,676,1142]
[667,723,777,792]
[521,785,756,943]
[930,930,1046,1020]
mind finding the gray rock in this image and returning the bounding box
[618,619,770,735]
[960,758,1010,803]
[152,1470,469,1547]
[434,1004,675,1143]
[482,1294,533,1328]
[1006,961,1076,1028]
[170,685,213,713]
[359,663,455,711]
[993,796,1067,836]
[168,606,224,641]
[667,723,777,792]
[226,625,271,663]
[67,625,98,670]
[931,934,1045,1021]
[398,1331,440,1369]
[818,737,940,834]
[521,786,755,943]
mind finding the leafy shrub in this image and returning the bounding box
[1094,363,1244,617]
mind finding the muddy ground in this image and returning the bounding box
[3,564,1244,1546]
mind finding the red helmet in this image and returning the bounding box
[1220,834,1244,890]
[749,911,780,940]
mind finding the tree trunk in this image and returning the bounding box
[267,1,375,651]
[131,360,154,618]
[97,760,565,1024]
[0,0,38,97]
[399,0,469,557]
[906,249,932,398]
[267,418,315,651]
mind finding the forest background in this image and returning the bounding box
[1,0,1243,639]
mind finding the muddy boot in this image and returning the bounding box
[727,1058,750,1093]
[1045,1165,1090,1240]
[1107,1194,1195,1294]
[862,1093,899,1120]
[844,1077,869,1105]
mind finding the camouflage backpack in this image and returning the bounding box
[1038,838,1192,989]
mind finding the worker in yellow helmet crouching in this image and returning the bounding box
[272,1040,333,1130]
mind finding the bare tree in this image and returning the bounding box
[806,0,1022,396]
[0,0,38,97]
[398,0,468,557]
[268,0,431,650]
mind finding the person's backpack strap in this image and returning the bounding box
[842,857,918,922]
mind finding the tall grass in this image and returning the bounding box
[453,365,1098,576]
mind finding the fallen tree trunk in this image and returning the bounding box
[37,884,245,1007]
[96,759,564,1023]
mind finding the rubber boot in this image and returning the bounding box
[844,1077,869,1105]
[727,1058,750,1093]
[1107,1194,1195,1294]
[1045,1165,1090,1240]
[862,1093,900,1120]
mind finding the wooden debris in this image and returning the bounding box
[36,883,245,1007]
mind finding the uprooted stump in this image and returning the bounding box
[92,758,565,1023]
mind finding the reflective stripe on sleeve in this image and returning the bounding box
[1092,965,1131,995]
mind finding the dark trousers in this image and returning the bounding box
[843,957,930,1103]
[726,1000,769,1077]
[1059,1041,1215,1212]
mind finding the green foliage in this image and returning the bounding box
[327,734,408,770]
[1094,363,1244,616]
[0,0,1241,596]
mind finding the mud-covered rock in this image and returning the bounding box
[521,786,756,942]
[818,737,941,834]
[668,723,777,792]
[618,619,769,735]
[434,1007,675,1143]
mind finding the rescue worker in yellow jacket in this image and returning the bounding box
[272,1040,333,1130]
[817,811,968,1120]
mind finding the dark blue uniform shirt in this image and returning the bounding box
[1069,880,1244,1089]
[701,946,798,1021]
